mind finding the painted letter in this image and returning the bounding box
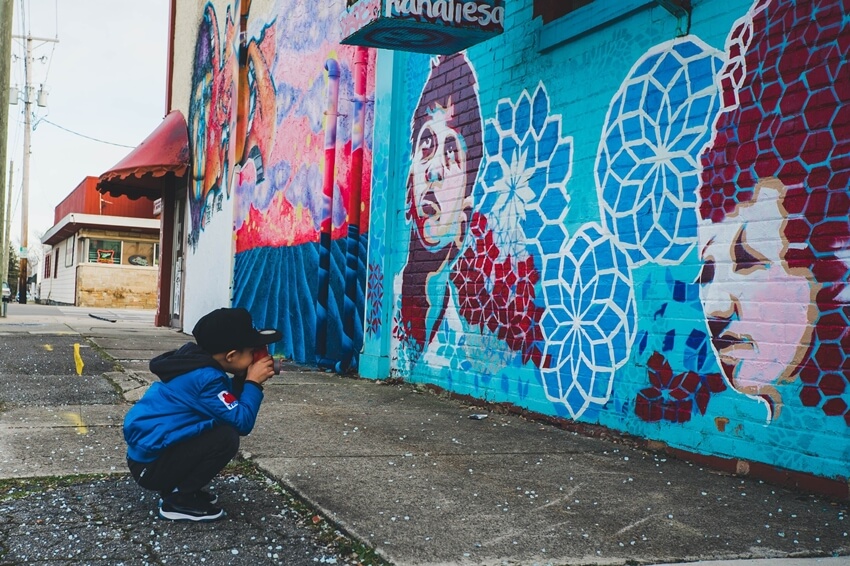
[477,4,491,26]
[463,1,476,21]
[491,6,504,25]
[386,0,403,17]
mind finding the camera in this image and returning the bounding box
[252,346,282,375]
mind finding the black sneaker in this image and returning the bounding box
[159,492,224,522]
[158,489,218,506]
[195,489,219,505]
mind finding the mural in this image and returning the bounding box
[392,53,635,418]
[697,0,850,425]
[378,0,850,479]
[182,0,850,480]
[188,2,240,246]
[597,38,727,425]
[188,0,374,367]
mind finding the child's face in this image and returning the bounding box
[218,347,255,374]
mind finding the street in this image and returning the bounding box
[0,303,848,566]
[0,303,383,565]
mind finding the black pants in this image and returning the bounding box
[127,425,240,497]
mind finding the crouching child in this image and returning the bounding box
[123,307,281,521]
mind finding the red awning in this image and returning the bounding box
[97,110,190,200]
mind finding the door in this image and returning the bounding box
[170,191,186,328]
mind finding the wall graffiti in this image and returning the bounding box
[697,0,850,425]
[377,0,850,479]
[229,0,373,366]
[187,0,373,366]
[392,53,635,417]
[188,2,239,249]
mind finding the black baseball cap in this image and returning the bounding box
[192,307,282,354]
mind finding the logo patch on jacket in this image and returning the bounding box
[218,391,239,410]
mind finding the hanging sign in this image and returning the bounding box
[341,0,504,55]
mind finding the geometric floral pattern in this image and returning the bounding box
[479,83,573,264]
[596,39,723,266]
[537,223,636,419]
[477,84,637,419]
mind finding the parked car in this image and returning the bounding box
[2,282,10,302]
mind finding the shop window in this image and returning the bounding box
[123,241,157,267]
[84,239,157,266]
[89,239,122,264]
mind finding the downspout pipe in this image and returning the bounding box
[337,46,368,373]
[316,58,340,368]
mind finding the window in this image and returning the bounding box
[53,249,59,278]
[65,235,75,267]
[533,0,594,24]
[123,241,157,267]
[537,0,661,52]
[43,253,52,279]
[89,239,122,264]
[85,238,157,266]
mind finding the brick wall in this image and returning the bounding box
[367,0,850,489]
[76,264,158,309]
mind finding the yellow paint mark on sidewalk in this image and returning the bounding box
[63,412,89,435]
[43,344,53,352]
[73,343,84,376]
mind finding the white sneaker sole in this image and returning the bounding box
[158,507,224,522]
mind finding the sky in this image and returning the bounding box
[5,0,169,256]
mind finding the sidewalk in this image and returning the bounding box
[2,303,848,566]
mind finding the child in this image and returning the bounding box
[124,307,281,521]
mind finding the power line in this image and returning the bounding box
[37,118,135,148]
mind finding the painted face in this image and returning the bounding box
[409,103,470,250]
[698,179,817,402]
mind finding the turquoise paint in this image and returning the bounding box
[368,0,850,481]
[538,0,656,51]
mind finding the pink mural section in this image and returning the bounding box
[231,2,375,253]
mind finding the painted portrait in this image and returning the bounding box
[398,52,483,354]
[698,0,850,423]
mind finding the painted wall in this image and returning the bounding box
[173,0,374,365]
[172,0,236,330]
[365,0,850,481]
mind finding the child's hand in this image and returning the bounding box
[246,354,275,385]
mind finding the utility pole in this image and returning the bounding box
[0,0,13,290]
[12,32,58,303]
[18,35,31,303]
[2,163,12,288]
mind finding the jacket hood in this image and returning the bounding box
[149,342,223,382]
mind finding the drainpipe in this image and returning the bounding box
[316,58,340,368]
[338,46,368,373]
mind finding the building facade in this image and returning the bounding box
[41,177,160,308]
[168,0,850,492]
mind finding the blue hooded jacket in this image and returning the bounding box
[123,342,264,463]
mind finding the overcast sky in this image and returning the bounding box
[5,0,169,253]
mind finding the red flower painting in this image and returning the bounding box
[635,352,726,423]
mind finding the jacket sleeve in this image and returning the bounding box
[194,372,264,435]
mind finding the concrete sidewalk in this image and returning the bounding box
[2,303,848,566]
